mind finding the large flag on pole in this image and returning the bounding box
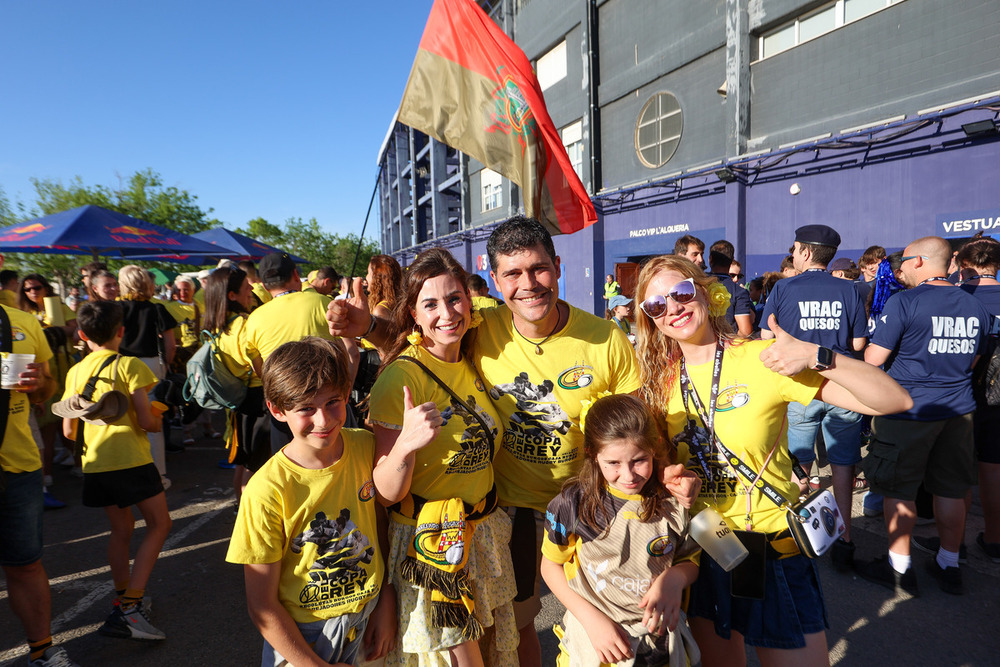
[398,0,598,236]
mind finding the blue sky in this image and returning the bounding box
[0,0,433,239]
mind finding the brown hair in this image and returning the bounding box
[635,256,736,415]
[366,254,403,313]
[262,337,352,411]
[957,237,1000,273]
[568,394,674,536]
[203,267,249,334]
[380,247,476,369]
[18,273,52,313]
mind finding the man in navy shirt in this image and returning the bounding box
[861,236,990,596]
[762,224,868,572]
[708,239,753,336]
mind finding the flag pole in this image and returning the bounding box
[349,164,384,288]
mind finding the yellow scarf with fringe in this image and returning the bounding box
[399,497,482,640]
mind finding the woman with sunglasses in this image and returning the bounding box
[18,274,77,339]
[634,255,911,667]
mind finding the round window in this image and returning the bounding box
[635,92,682,168]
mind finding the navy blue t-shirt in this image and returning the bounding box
[871,284,991,420]
[709,273,752,332]
[961,283,1000,330]
[761,270,867,355]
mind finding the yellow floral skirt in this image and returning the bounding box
[387,509,519,667]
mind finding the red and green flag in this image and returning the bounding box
[398,0,597,236]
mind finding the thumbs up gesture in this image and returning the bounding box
[327,277,372,338]
[759,315,819,376]
[397,386,442,455]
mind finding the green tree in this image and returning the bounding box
[235,216,379,279]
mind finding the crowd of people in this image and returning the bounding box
[1,214,998,667]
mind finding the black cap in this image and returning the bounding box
[259,252,296,285]
[794,224,841,248]
[827,257,856,273]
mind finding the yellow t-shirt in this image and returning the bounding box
[251,282,272,307]
[666,339,824,534]
[0,289,16,308]
[216,314,260,388]
[194,289,205,310]
[471,295,500,311]
[226,429,383,623]
[60,349,157,473]
[244,290,335,369]
[369,346,500,506]
[475,303,642,512]
[1,306,54,473]
[163,300,199,348]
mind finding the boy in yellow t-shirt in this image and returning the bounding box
[226,337,395,666]
[59,301,172,641]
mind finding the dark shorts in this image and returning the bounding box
[865,414,976,500]
[82,463,164,509]
[974,406,1000,465]
[232,386,272,471]
[688,552,828,649]
[0,469,44,567]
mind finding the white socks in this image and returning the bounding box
[888,550,911,574]
[936,547,960,570]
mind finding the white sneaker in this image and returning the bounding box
[29,646,79,666]
[99,600,166,640]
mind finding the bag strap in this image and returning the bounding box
[0,307,12,485]
[81,354,120,402]
[394,355,495,458]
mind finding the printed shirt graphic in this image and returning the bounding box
[475,303,641,512]
[369,346,499,506]
[761,271,868,355]
[871,285,990,420]
[1,305,54,473]
[665,340,823,534]
[226,429,382,623]
[542,484,699,626]
[61,350,157,473]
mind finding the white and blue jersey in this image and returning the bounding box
[761,270,867,355]
[871,284,991,420]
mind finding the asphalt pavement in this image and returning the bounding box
[2,429,998,666]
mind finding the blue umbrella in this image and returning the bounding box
[120,227,309,265]
[0,205,238,262]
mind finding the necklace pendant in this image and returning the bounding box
[535,345,543,355]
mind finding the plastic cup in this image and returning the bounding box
[1,352,36,389]
[150,401,169,418]
[689,507,749,572]
[44,297,65,327]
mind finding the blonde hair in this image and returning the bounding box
[118,265,155,300]
[635,255,737,415]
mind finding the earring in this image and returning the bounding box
[406,325,423,346]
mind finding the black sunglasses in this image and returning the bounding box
[24,285,45,293]
[640,278,697,318]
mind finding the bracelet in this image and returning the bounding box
[362,314,377,338]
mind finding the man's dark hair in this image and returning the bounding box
[673,235,705,255]
[0,269,17,287]
[780,255,796,271]
[79,261,108,278]
[487,215,557,272]
[238,260,258,280]
[859,245,886,268]
[804,244,837,268]
[709,239,735,259]
[468,274,488,292]
[77,301,123,345]
[316,266,340,282]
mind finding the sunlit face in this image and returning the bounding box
[642,269,712,346]
[490,244,561,328]
[410,273,471,360]
[22,279,47,305]
[596,438,654,494]
[271,386,347,454]
[94,276,119,302]
[613,303,630,319]
[175,281,194,302]
[860,262,878,282]
[229,277,253,309]
[366,265,375,288]
[682,245,704,269]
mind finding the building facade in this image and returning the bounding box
[377,0,1000,314]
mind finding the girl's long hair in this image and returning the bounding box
[203,267,249,335]
[379,247,476,371]
[367,254,403,313]
[569,394,674,536]
[17,274,51,313]
[635,255,736,415]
